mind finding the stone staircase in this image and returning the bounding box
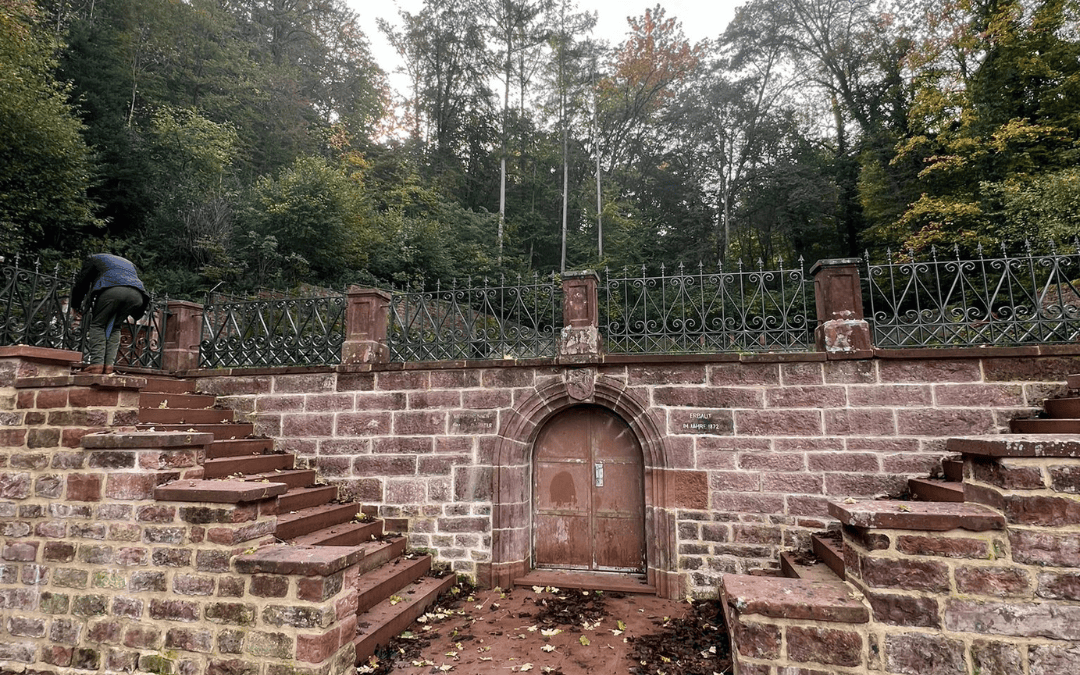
[722,373,1080,674]
[137,375,454,664]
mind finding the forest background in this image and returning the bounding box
[2,0,1079,298]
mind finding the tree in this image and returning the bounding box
[0,0,101,253]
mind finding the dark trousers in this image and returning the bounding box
[86,286,144,365]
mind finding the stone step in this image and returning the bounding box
[203,453,294,479]
[354,538,408,575]
[1068,374,1080,390]
[139,392,217,410]
[513,570,656,595]
[1010,418,1080,434]
[137,422,255,440]
[277,485,338,513]
[947,435,1080,458]
[828,500,1005,532]
[289,519,385,547]
[1044,397,1080,419]
[276,502,363,541]
[942,458,964,482]
[908,478,965,503]
[355,555,432,615]
[208,438,275,460]
[353,574,457,664]
[139,407,236,425]
[243,469,317,490]
[139,376,196,394]
[811,534,845,580]
[779,551,843,584]
[721,574,869,624]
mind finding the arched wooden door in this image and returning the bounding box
[533,405,645,573]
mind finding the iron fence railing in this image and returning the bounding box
[0,254,167,368]
[602,260,813,354]
[864,241,1080,348]
[200,292,347,368]
[388,274,562,362]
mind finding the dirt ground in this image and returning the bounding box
[362,581,732,675]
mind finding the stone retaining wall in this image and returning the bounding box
[194,348,1079,596]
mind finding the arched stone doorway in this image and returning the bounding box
[534,405,645,573]
[488,370,679,598]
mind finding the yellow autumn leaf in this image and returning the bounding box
[520,665,533,672]
[579,636,591,646]
[541,645,555,653]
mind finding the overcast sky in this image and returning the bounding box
[351,0,746,95]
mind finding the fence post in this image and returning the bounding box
[559,270,602,361]
[341,286,391,365]
[810,258,873,357]
[162,300,204,373]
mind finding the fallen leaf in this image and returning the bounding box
[617,619,626,631]
[520,664,533,672]
[579,636,591,646]
[541,645,555,653]
[611,629,623,636]
[540,628,561,637]
[532,585,544,593]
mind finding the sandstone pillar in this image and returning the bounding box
[559,271,602,361]
[162,300,204,373]
[810,258,873,357]
[341,286,391,365]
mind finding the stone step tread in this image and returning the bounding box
[1010,418,1080,434]
[202,453,294,479]
[277,485,338,513]
[354,538,408,575]
[207,438,275,460]
[243,469,317,490]
[353,574,457,664]
[721,573,869,624]
[512,570,655,595]
[139,392,218,409]
[154,479,289,504]
[828,500,1005,532]
[137,422,255,441]
[1044,397,1080,419]
[908,478,965,503]
[779,551,843,585]
[1067,374,1080,390]
[139,408,237,424]
[947,435,1080,458]
[288,519,384,547]
[811,534,845,580]
[138,376,197,394]
[275,502,363,541]
[355,555,432,615]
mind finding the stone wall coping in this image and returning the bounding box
[947,435,1080,458]
[14,373,147,390]
[173,344,1080,378]
[0,345,83,363]
[81,430,216,449]
[828,500,1005,531]
[722,574,870,623]
[234,544,366,576]
[154,478,289,503]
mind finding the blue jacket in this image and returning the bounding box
[72,254,150,319]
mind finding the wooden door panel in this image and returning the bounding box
[535,464,589,512]
[593,462,643,513]
[535,514,591,568]
[594,515,645,571]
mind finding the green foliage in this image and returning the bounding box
[0,0,101,253]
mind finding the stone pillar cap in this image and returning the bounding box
[809,258,863,275]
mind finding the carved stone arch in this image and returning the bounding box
[488,372,680,597]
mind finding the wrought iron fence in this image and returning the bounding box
[388,274,562,362]
[200,292,347,368]
[602,260,813,354]
[864,241,1080,348]
[0,254,167,368]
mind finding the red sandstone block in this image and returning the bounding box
[394,410,447,435]
[1036,571,1080,601]
[823,360,876,384]
[67,388,121,407]
[353,455,416,476]
[27,427,61,448]
[865,590,940,628]
[713,492,784,515]
[386,478,426,503]
[354,391,407,410]
[627,364,706,385]
[847,384,931,407]
[373,436,433,454]
[787,626,864,667]
[944,598,1080,641]
[709,471,762,492]
[763,472,822,494]
[779,361,824,385]
[0,428,27,446]
[255,395,305,412]
[860,556,950,592]
[786,495,831,517]
[710,362,779,385]
[955,565,1031,596]
[971,458,1046,489]
[807,452,880,472]
[105,474,162,501]
[878,359,981,383]
[896,408,996,436]
[336,371,375,391]
[1049,464,1080,493]
[418,454,469,476]
[67,474,102,502]
[296,625,341,663]
[198,375,272,395]
[461,389,511,409]
[664,470,708,509]
[825,472,908,498]
[738,452,805,472]
[1004,494,1080,527]
[982,356,1080,382]
[767,385,846,408]
[376,371,430,390]
[273,373,335,393]
[36,389,69,408]
[934,383,1026,407]
[429,369,481,388]
[825,408,896,436]
[336,412,391,436]
[282,413,334,437]
[896,535,990,559]
[884,632,966,675]
[448,410,497,435]
[735,409,822,436]
[653,386,764,408]
[408,390,461,409]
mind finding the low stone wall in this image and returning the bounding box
[194,347,1079,596]
[0,351,359,675]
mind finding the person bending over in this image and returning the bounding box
[71,253,149,374]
